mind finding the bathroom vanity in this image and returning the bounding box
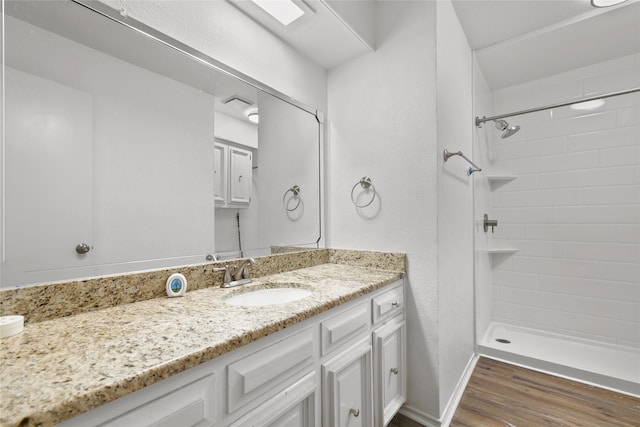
[0,250,406,427]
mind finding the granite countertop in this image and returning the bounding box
[0,263,403,427]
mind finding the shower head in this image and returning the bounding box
[494,119,520,139]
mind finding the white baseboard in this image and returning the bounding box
[399,353,478,427]
[439,353,478,426]
[398,405,440,427]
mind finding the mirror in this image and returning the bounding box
[1,0,322,288]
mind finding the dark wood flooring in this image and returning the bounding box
[450,357,640,427]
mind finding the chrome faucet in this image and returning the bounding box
[214,258,256,288]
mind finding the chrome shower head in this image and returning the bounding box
[494,119,520,139]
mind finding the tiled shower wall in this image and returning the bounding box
[487,54,640,348]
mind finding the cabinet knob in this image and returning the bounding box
[390,367,399,375]
[391,301,400,307]
[76,243,91,254]
[349,408,360,417]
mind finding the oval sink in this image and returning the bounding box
[225,287,313,307]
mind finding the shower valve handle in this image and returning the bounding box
[483,214,498,233]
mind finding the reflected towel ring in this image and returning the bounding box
[351,177,376,208]
[283,185,302,211]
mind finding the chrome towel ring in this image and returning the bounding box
[283,185,302,211]
[351,177,376,208]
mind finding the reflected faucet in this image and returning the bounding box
[215,258,256,288]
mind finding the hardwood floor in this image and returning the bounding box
[450,357,640,427]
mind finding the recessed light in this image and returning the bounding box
[570,99,605,111]
[591,0,628,7]
[250,0,305,26]
[247,112,259,124]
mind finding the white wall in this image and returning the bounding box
[484,53,640,347]
[100,0,327,112]
[435,0,475,416]
[328,0,442,421]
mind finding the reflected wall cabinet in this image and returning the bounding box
[214,141,253,208]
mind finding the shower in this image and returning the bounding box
[493,119,520,139]
[475,116,520,139]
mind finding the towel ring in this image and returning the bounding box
[283,185,302,211]
[351,177,376,208]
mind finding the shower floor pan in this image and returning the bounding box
[479,322,640,397]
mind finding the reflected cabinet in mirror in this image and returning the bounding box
[1,0,323,288]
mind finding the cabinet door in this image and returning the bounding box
[213,143,227,206]
[322,340,373,427]
[373,320,406,427]
[229,146,252,206]
[229,372,317,427]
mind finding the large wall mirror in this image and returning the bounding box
[1,0,323,288]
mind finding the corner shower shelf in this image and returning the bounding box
[487,175,517,184]
[487,247,519,255]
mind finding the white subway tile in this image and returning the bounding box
[537,166,636,190]
[510,240,567,258]
[493,207,553,224]
[537,291,585,312]
[493,270,538,289]
[597,261,640,284]
[567,125,639,152]
[525,224,618,242]
[581,297,640,322]
[513,150,599,175]
[537,275,640,303]
[583,185,640,205]
[494,136,566,161]
[617,106,640,127]
[553,205,639,224]
[495,286,541,306]
[584,69,640,97]
[600,145,640,167]
[493,301,555,327]
[566,242,640,263]
[527,111,617,140]
[495,189,584,208]
[552,311,640,342]
[492,223,526,239]
[616,225,640,243]
[512,256,600,279]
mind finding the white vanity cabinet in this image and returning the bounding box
[214,141,252,208]
[60,280,405,427]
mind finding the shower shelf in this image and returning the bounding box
[487,175,517,190]
[487,175,517,184]
[487,247,519,255]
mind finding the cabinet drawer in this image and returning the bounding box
[372,284,403,324]
[321,302,370,356]
[228,328,315,413]
[102,374,215,427]
[229,371,317,427]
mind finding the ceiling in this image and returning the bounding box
[452,0,640,90]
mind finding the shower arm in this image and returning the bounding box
[443,149,482,175]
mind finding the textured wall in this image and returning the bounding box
[327,0,441,421]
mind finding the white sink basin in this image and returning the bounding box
[225,287,312,307]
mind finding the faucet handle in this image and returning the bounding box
[213,265,232,284]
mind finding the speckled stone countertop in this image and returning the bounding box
[0,261,404,427]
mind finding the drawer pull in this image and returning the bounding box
[390,367,399,375]
[350,408,360,417]
[391,301,399,307]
